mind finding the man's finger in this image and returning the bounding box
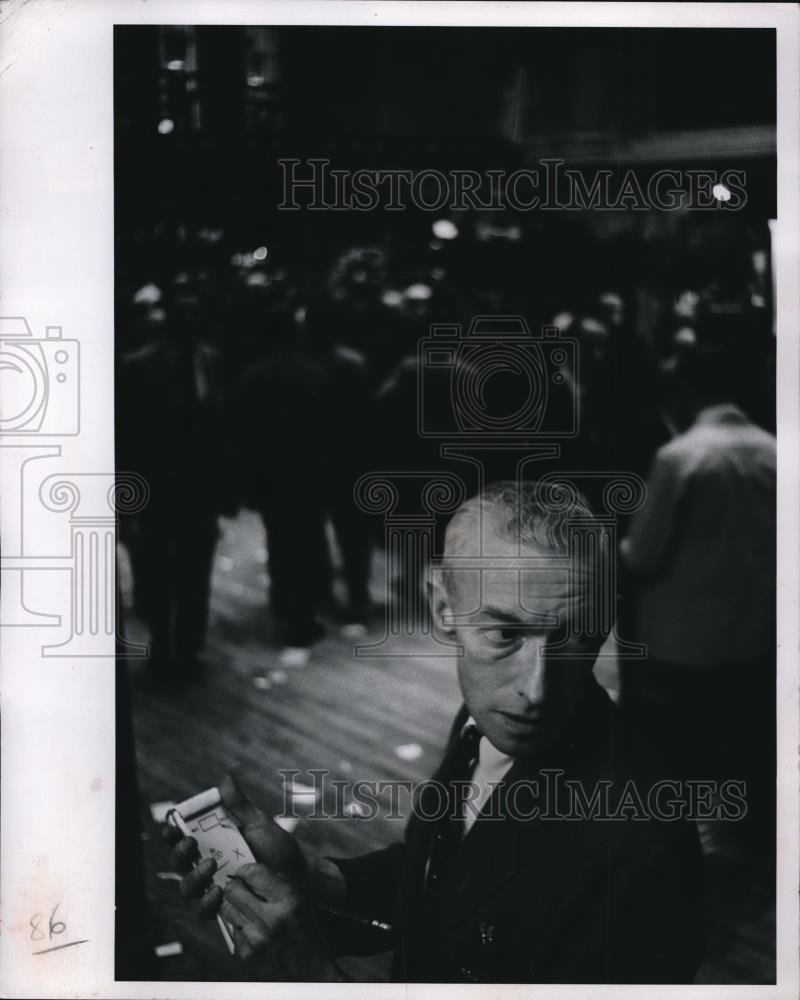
[197,883,224,918]
[169,836,199,873]
[230,924,255,964]
[161,824,183,846]
[219,896,243,927]
[233,862,291,901]
[222,897,272,965]
[219,773,269,829]
[219,774,255,819]
[179,856,217,898]
[220,896,254,956]
[224,875,276,925]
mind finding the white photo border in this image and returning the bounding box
[0,3,797,998]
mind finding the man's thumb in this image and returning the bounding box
[219,772,268,828]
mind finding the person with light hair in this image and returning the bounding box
[167,480,705,983]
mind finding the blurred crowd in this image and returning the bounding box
[117,224,777,864]
[117,225,775,666]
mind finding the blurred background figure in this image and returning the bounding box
[620,341,777,861]
[232,296,333,660]
[117,281,232,681]
[372,284,471,623]
[305,295,374,631]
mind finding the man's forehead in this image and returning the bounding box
[447,563,593,596]
[446,507,526,556]
[444,549,597,610]
[445,523,580,572]
[443,507,604,598]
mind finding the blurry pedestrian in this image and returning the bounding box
[118,287,232,680]
[620,345,776,856]
[305,297,373,628]
[232,302,332,655]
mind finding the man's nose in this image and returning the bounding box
[515,637,548,705]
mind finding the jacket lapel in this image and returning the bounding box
[393,706,470,917]
[412,754,545,937]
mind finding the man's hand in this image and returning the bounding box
[221,863,339,980]
[217,774,308,882]
[162,774,308,918]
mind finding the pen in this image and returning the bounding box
[226,873,393,933]
[315,902,392,934]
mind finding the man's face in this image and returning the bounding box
[438,529,604,757]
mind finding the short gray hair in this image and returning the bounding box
[440,479,599,592]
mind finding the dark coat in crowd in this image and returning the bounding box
[117,333,231,666]
[117,336,231,516]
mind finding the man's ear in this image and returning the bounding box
[427,564,455,638]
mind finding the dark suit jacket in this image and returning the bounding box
[117,337,231,518]
[327,684,705,983]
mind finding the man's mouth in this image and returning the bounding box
[497,710,542,728]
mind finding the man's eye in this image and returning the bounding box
[481,627,520,647]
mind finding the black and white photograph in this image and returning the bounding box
[1,3,798,998]
[112,16,782,987]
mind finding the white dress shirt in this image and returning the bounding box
[461,718,515,835]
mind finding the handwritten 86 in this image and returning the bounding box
[30,904,66,943]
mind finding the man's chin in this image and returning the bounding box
[485,722,553,757]
[500,734,550,756]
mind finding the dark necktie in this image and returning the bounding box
[425,723,482,890]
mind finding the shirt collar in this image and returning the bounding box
[462,716,515,771]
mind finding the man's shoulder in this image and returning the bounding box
[513,769,701,873]
[654,427,703,467]
[656,418,774,479]
[516,699,699,860]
